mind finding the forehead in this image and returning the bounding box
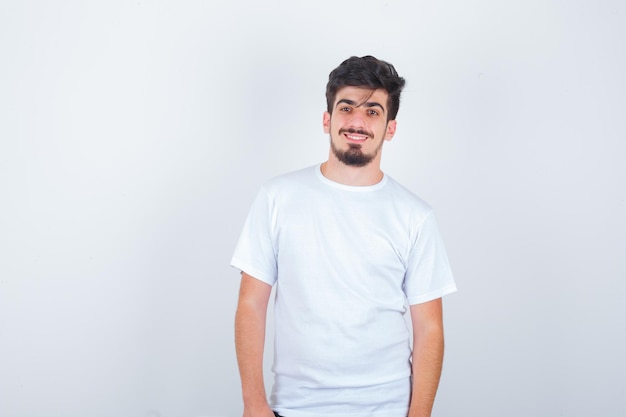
[333,86,389,110]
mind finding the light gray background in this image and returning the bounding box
[1,1,625,416]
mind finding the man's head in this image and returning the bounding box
[325,56,406,122]
[323,56,405,168]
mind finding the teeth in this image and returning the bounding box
[346,134,366,141]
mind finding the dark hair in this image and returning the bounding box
[326,56,406,121]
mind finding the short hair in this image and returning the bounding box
[326,56,406,121]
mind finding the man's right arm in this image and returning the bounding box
[234,272,275,417]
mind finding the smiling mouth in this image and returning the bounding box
[340,128,372,142]
[345,133,367,142]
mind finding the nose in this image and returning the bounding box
[347,109,366,128]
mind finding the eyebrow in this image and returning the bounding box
[336,98,385,112]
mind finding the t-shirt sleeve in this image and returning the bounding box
[403,211,457,305]
[230,187,278,286]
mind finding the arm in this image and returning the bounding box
[234,272,275,417]
[408,298,445,417]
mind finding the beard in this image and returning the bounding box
[330,141,373,167]
[330,133,383,167]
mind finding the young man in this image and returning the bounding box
[232,56,457,417]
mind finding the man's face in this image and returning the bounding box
[323,86,397,167]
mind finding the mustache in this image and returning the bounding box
[339,127,374,137]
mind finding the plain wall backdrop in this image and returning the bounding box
[1,1,625,416]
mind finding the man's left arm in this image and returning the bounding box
[408,298,445,417]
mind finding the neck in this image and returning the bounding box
[320,156,384,186]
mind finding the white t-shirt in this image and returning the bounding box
[231,164,457,417]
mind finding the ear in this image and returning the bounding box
[384,120,397,141]
[323,112,331,134]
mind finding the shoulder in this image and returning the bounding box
[383,175,433,218]
[261,165,319,195]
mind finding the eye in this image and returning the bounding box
[339,106,351,112]
[368,109,379,116]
